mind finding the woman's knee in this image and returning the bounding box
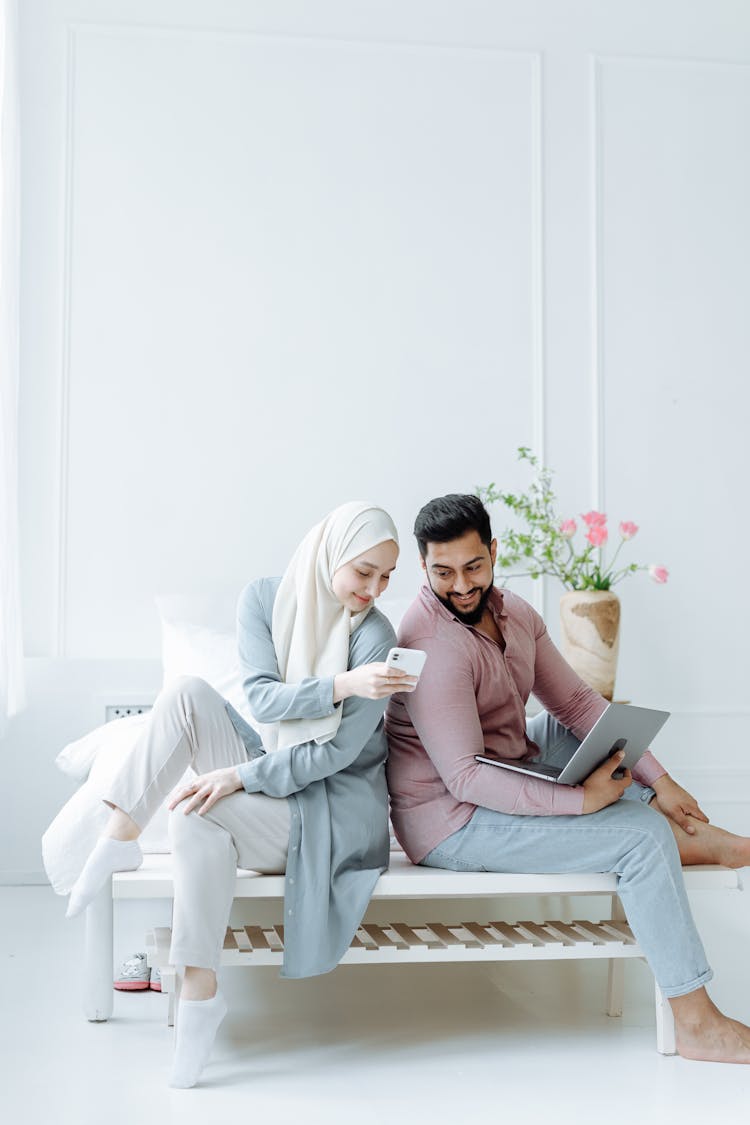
[168,804,198,848]
[157,675,218,715]
[168,796,225,846]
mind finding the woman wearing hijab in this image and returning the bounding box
[66,502,412,1087]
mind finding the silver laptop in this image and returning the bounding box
[475,702,670,785]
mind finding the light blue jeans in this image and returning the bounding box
[422,712,712,998]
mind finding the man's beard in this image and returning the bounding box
[429,580,494,626]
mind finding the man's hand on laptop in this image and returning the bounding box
[582,751,632,813]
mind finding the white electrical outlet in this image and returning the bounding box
[104,703,153,723]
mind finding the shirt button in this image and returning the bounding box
[288,877,294,885]
[287,908,293,916]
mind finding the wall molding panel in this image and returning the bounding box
[55,26,78,658]
[53,22,545,656]
[589,55,606,515]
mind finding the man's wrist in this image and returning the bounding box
[651,773,672,792]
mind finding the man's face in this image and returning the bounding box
[421,530,497,625]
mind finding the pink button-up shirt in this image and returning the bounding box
[385,585,666,863]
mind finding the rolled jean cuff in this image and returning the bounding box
[620,781,656,806]
[658,966,714,1000]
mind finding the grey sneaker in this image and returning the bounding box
[114,952,151,992]
[150,966,162,992]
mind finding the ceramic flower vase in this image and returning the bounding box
[559,590,620,701]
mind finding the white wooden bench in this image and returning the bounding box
[83,853,741,1054]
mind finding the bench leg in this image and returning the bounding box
[606,894,625,1017]
[655,983,677,1055]
[606,959,625,1017]
[84,879,113,1022]
[160,967,178,1027]
[172,968,183,1036]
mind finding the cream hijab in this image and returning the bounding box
[261,501,399,752]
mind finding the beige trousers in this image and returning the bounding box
[104,675,290,970]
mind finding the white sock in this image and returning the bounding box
[170,991,228,1089]
[66,837,143,918]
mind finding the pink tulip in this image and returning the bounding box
[619,521,639,540]
[582,510,607,528]
[559,519,577,538]
[586,525,608,548]
[648,565,669,584]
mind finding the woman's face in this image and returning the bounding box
[331,539,399,612]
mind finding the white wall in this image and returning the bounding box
[4,0,750,880]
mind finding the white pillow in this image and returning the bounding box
[160,618,255,726]
[53,712,174,854]
[44,715,193,900]
[55,712,150,783]
[156,590,260,727]
[155,590,238,633]
[42,781,110,895]
[46,592,252,892]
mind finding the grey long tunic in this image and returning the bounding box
[224,576,396,979]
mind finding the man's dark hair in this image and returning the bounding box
[413,494,493,558]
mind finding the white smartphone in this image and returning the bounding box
[386,647,427,678]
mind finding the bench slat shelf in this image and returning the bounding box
[147,916,644,968]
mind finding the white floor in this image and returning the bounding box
[3,885,750,1125]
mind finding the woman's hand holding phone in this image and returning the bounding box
[334,648,426,703]
[385,647,427,678]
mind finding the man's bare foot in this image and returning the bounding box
[655,806,750,868]
[672,989,750,1062]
